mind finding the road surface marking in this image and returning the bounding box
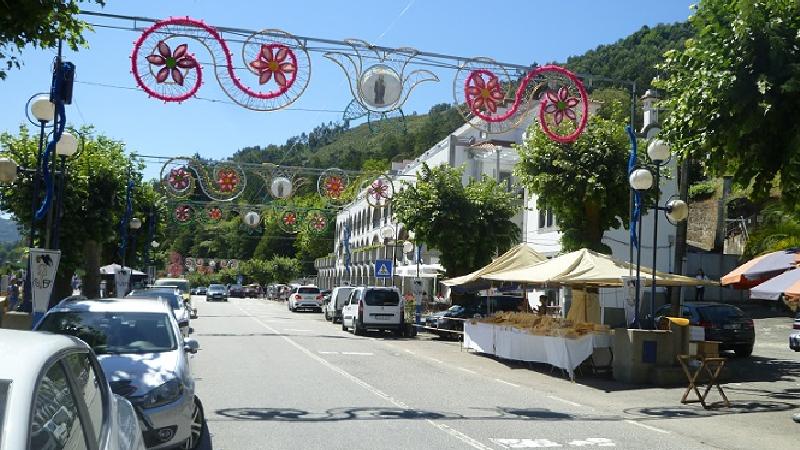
[426,357,444,364]
[490,438,561,448]
[495,378,521,388]
[547,395,583,408]
[624,420,669,434]
[404,349,416,355]
[341,352,374,355]
[567,438,615,447]
[318,351,339,354]
[458,367,477,374]
[237,305,495,450]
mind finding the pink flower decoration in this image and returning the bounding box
[216,169,239,193]
[368,178,390,203]
[310,215,327,231]
[175,205,191,222]
[544,86,580,125]
[168,167,190,191]
[466,72,504,114]
[324,176,346,199]
[147,41,197,86]
[249,44,297,89]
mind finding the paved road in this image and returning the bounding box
[188,296,722,450]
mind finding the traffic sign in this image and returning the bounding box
[375,259,393,278]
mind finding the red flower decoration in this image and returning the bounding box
[310,215,327,232]
[168,167,190,191]
[324,176,346,199]
[367,177,391,204]
[544,86,580,125]
[466,72,504,113]
[249,44,297,89]
[208,207,222,221]
[175,205,191,222]
[216,169,239,193]
[283,212,297,226]
[147,41,197,85]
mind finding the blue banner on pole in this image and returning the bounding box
[375,259,393,278]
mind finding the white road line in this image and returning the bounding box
[546,394,583,408]
[457,367,477,374]
[318,351,339,354]
[237,305,496,450]
[427,357,444,364]
[404,349,416,355]
[624,419,670,434]
[341,352,374,356]
[494,378,521,388]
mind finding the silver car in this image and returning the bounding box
[37,298,205,449]
[127,289,192,337]
[1,329,145,450]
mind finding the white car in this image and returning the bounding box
[0,329,145,450]
[288,286,323,312]
[324,286,355,323]
[342,286,404,336]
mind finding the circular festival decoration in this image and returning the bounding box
[160,157,246,202]
[132,17,311,111]
[278,209,301,234]
[174,204,193,223]
[364,175,393,207]
[317,168,348,202]
[243,210,261,228]
[453,60,588,143]
[270,176,293,199]
[306,210,329,234]
[206,205,224,221]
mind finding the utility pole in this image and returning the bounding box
[671,156,690,316]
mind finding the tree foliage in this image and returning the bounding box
[0,0,104,80]
[393,163,519,277]
[655,0,800,210]
[515,102,632,253]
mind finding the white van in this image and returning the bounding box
[342,286,404,336]
[324,286,355,323]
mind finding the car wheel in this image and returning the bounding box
[394,322,404,337]
[734,344,753,357]
[342,318,348,331]
[353,318,363,336]
[324,310,330,321]
[185,396,206,449]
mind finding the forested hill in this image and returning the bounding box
[233,22,692,172]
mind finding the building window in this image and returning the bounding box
[538,208,554,229]
[499,171,512,192]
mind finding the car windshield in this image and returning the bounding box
[38,311,177,354]
[0,380,8,439]
[698,305,745,322]
[126,292,181,309]
[298,287,320,294]
[447,305,462,312]
[365,290,400,306]
[154,280,189,292]
[208,285,225,292]
[336,289,354,302]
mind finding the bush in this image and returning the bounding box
[689,181,716,200]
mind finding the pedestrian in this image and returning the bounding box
[7,281,19,311]
[536,295,548,316]
[695,269,709,301]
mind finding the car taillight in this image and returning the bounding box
[745,319,754,329]
[316,294,323,300]
[294,294,301,300]
[793,322,800,330]
[358,300,363,314]
[699,320,712,329]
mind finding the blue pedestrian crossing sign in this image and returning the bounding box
[375,259,393,278]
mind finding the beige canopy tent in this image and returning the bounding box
[443,244,547,291]
[483,248,717,287]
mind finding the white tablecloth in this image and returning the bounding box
[462,322,598,379]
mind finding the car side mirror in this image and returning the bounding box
[183,338,199,354]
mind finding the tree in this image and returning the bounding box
[515,109,633,253]
[0,0,105,80]
[0,125,152,299]
[393,163,519,277]
[655,0,800,210]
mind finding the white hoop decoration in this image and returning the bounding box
[244,210,261,227]
[270,176,293,199]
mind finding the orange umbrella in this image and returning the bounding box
[721,248,800,289]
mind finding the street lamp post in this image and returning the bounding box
[647,139,671,329]
[124,218,142,269]
[50,132,79,250]
[629,168,653,328]
[380,225,396,287]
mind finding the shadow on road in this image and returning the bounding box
[210,406,620,423]
[623,400,797,420]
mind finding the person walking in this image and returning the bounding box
[7,281,19,311]
[695,269,709,301]
[536,295,549,316]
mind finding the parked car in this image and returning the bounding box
[790,310,800,352]
[425,304,483,330]
[1,329,145,450]
[228,284,245,298]
[126,288,192,337]
[342,286,404,336]
[324,286,355,323]
[245,284,261,298]
[153,278,196,319]
[654,302,755,357]
[288,285,323,312]
[207,284,228,302]
[36,298,205,449]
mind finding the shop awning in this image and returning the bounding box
[721,248,800,289]
[442,244,547,289]
[483,248,716,287]
[749,268,800,301]
[100,264,146,276]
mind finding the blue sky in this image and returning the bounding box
[0,0,691,176]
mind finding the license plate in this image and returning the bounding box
[723,324,741,330]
